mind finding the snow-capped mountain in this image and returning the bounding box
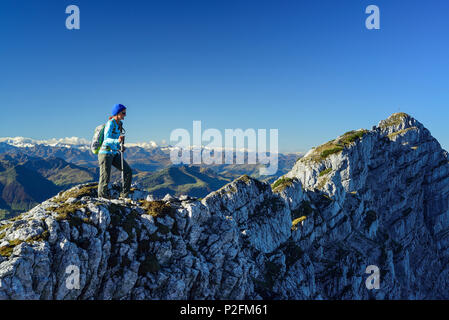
[0,137,90,149]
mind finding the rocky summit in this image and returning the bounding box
[1,112,449,300]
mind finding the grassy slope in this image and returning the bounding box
[135,165,232,198]
[0,165,62,217]
[21,157,97,188]
[0,155,97,219]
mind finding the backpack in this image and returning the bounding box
[91,123,106,155]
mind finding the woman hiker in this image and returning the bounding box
[97,103,133,199]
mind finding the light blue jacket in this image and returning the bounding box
[99,119,122,155]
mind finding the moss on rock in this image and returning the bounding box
[140,200,174,218]
[271,177,295,192]
[53,184,98,203]
[319,168,332,177]
[291,216,307,231]
[52,202,88,216]
[380,112,409,128]
[387,127,416,140]
[301,129,368,163]
[0,231,49,257]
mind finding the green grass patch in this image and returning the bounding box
[380,112,409,128]
[50,202,90,228]
[0,245,15,257]
[51,202,88,216]
[301,129,368,163]
[140,200,174,218]
[0,231,49,257]
[340,130,369,145]
[55,213,90,228]
[316,176,329,190]
[271,177,294,192]
[0,210,8,220]
[320,147,343,158]
[0,223,12,232]
[387,127,416,140]
[137,165,230,199]
[26,230,50,243]
[53,184,98,203]
[291,216,307,231]
[319,168,332,177]
[238,174,252,184]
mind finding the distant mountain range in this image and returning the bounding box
[0,137,301,219]
[0,137,301,171]
[0,153,97,218]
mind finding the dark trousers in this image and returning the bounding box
[98,152,132,198]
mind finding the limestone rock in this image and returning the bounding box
[1,113,449,300]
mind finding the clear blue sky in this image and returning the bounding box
[1,0,448,153]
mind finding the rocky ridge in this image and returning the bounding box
[1,113,449,299]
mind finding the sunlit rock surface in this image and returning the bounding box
[1,113,449,299]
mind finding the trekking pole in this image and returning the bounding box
[120,136,125,194]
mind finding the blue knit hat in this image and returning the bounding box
[112,103,126,116]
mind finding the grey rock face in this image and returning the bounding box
[282,113,449,299]
[1,113,449,300]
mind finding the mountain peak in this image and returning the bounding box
[288,112,439,193]
[377,112,424,132]
[297,112,430,166]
